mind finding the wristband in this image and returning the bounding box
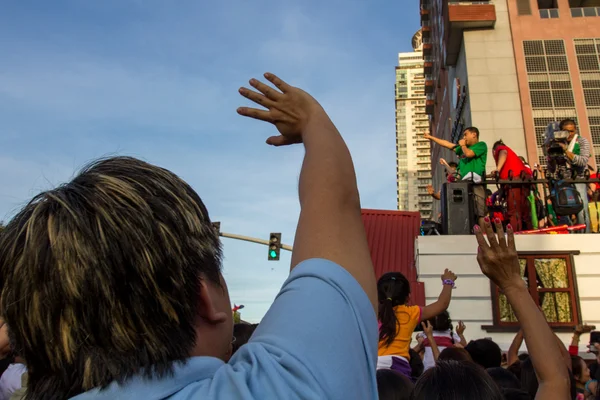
[443,279,456,288]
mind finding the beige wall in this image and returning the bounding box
[416,234,600,353]
[463,0,527,173]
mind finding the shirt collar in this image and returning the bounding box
[71,357,224,400]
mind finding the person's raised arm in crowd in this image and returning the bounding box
[424,132,457,151]
[427,185,440,201]
[239,73,376,309]
[507,329,524,366]
[237,73,379,398]
[475,218,570,399]
[456,321,468,347]
[420,269,457,321]
[422,321,440,363]
[569,325,595,356]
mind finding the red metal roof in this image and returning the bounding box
[361,209,425,306]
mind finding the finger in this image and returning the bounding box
[237,107,273,123]
[239,87,276,108]
[264,73,291,93]
[265,135,302,147]
[474,224,490,251]
[495,218,507,249]
[483,217,499,249]
[249,79,282,101]
[506,224,516,250]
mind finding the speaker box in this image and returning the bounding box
[441,182,475,235]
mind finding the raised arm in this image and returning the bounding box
[421,269,456,321]
[475,220,569,399]
[507,329,524,366]
[424,133,457,150]
[237,73,377,312]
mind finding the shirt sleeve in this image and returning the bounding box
[471,142,488,158]
[572,138,590,168]
[454,145,463,156]
[231,259,378,399]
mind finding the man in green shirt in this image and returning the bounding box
[425,127,489,223]
[424,127,488,182]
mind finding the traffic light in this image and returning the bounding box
[268,233,281,261]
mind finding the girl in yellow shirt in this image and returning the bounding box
[377,269,457,379]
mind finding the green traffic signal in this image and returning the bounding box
[268,233,281,261]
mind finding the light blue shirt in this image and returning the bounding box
[72,259,378,399]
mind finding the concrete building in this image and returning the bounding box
[396,30,433,219]
[414,0,600,352]
[420,0,600,217]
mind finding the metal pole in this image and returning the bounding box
[219,232,293,252]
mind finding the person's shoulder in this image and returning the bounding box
[477,141,488,150]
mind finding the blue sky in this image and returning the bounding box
[0,0,420,322]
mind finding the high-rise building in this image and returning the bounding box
[420,0,600,217]
[396,30,433,219]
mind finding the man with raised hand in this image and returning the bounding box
[0,73,378,400]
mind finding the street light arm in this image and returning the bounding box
[219,232,293,252]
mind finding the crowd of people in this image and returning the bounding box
[425,119,598,233]
[0,74,598,399]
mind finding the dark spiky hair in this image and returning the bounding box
[0,156,222,399]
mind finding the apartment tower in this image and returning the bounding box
[396,30,433,219]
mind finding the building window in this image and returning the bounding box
[571,7,600,17]
[539,8,560,18]
[524,40,578,167]
[487,253,581,331]
[517,0,532,15]
[574,38,600,168]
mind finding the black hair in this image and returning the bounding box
[378,272,411,348]
[412,361,504,400]
[507,360,523,382]
[449,161,458,168]
[519,359,538,398]
[559,119,577,130]
[409,348,424,380]
[438,347,473,363]
[493,139,505,151]
[570,355,587,383]
[517,354,529,362]
[428,311,453,332]
[464,127,480,139]
[232,323,258,355]
[465,339,502,369]
[500,388,533,400]
[377,369,414,400]
[487,367,521,390]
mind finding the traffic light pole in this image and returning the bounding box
[219,232,293,252]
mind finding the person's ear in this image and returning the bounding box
[197,280,228,324]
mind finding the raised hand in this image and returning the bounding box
[439,158,449,167]
[427,185,435,196]
[422,321,434,337]
[423,132,433,141]
[441,268,457,282]
[474,219,523,291]
[237,73,324,147]
[457,321,466,336]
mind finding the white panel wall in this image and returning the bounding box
[416,234,600,353]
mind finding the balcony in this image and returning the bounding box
[424,61,433,75]
[423,43,433,57]
[447,1,496,66]
[425,79,435,94]
[422,26,431,39]
[420,8,430,23]
[425,99,435,115]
